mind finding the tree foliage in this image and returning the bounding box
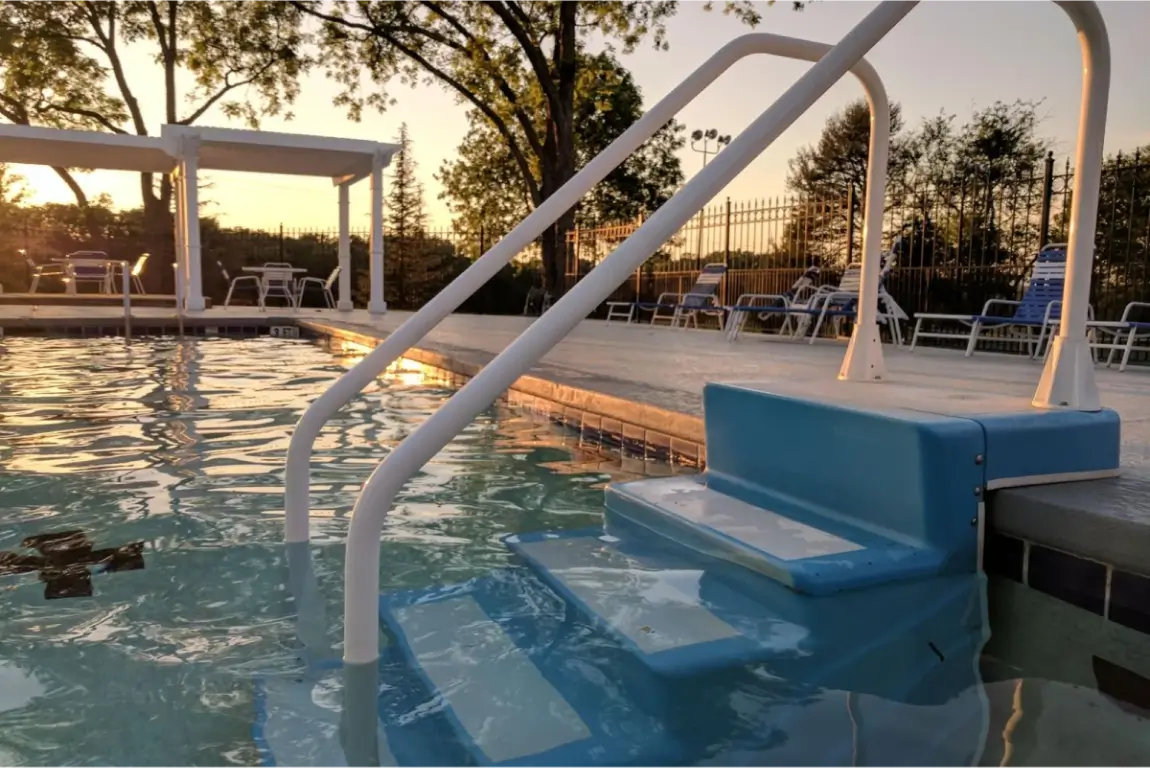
[0,1,309,238]
[299,0,773,293]
[784,98,1051,270]
[375,122,456,308]
[438,52,685,244]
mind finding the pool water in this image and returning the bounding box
[0,335,1146,766]
[0,336,638,766]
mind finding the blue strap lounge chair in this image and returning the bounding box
[909,244,1073,357]
[606,263,728,329]
[725,258,907,345]
[724,266,823,341]
[1062,301,1150,372]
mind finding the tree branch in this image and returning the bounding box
[83,0,148,136]
[297,1,542,205]
[40,104,129,134]
[482,1,560,109]
[178,57,280,125]
[51,166,89,208]
[420,1,544,158]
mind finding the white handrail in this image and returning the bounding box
[341,0,918,666]
[1033,1,1110,410]
[283,31,898,546]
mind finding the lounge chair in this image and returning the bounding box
[606,263,727,329]
[110,252,150,294]
[724,266,823,341]
[1066,301,1150,372]
[802,255,908,345]
[909,244,1071,357]
[727,258,906,345]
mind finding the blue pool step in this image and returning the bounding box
[376,567,685,767]
[255,534,986,766]
[258,380,1119,765]
[605,475,948,595]
[505,527,983,700]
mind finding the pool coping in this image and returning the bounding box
[298,319,708,467]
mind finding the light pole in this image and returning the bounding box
[689,128,731,259]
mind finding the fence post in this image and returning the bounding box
[633,212,644,300]
[479,224,486,258]
[1038,150,1055,247]
[722,197,732,304]
[845,183,856,265]
[278,223,286,262]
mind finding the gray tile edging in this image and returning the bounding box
[298,319,708,467]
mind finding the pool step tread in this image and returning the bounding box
[503,528,804,678]
[606,476,947,595]
[377,570,683,767]
[254,671,395,767]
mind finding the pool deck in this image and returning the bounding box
[2,303,1148,577]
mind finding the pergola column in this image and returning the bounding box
[179,137,206,312]
[337,182,353,311]
[368,152,386,315]
[172,166,187,308]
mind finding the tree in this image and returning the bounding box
[299,1,776,295]
[384,122,442,307]
[785,98,906,264]
[0,1,309,241]
[0,5,127,229]
[438,53,685,246]
[0,163,27,222]
[1091,145,1150,317]
[783,98,1050,270]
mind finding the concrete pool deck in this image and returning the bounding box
[2,303,1148,581]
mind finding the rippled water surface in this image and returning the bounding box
[0,336,626,766]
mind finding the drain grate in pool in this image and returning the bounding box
[0,530,144,599]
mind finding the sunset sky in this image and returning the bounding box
[10,1,1150,233]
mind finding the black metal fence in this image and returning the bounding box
[567,150,1150,322]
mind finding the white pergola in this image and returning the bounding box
[0,122,400,313]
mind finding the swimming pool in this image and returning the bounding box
[0,335,1145,766]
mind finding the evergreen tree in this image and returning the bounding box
[357,123,449,309]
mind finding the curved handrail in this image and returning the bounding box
[284,31,896,545]
[1034,1,1110,409]
[341,0,918,666]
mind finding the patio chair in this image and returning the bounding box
[909,244,1071,357]
[22,250,67,293]
[110,252,150,294]
[220,261,261,307]
[295,266,340,309]
[64,250,113,293]
[258,266,296,309]
[605,263,727,328]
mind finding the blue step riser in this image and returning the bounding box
[703,383,986,555]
